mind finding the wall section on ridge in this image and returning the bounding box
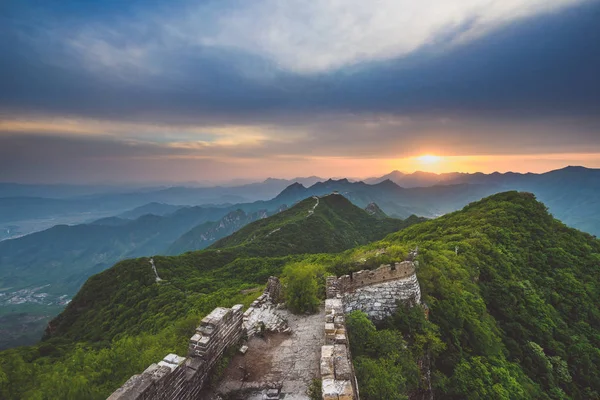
[107,305,244,400]
[326,261,421,320]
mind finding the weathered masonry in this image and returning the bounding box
[320,298,358,400]
[108,278,284,400]
[108,305,244,400]
[321,260,422,399]
[326,261,421,320]
[109,260,422,400]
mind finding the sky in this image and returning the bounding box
[1,0,599,184]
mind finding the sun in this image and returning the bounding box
[416,154,442,164]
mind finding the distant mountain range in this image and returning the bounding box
[0,177,324,240]
[5,190,600,398]
[368,166,600,236]
[2,166,599,297]
[44,194,420,343]
[1,166,599,349]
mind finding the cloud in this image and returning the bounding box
[201,0,586,72]
[47,0,588,74]
[2,0,598,124]
[1,0,599,183]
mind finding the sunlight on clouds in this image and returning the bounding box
[388,153,600,175]
[416,154,442,164]
[57,0,586,75]
[0,118,271,146]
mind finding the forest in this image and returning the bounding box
[1,192,599,399]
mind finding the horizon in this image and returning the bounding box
[0,164,595,187]
[1,1,599,183]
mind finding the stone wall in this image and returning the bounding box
[320,260,423,399]
[327,261,416,297]
[327,261,421,321]
[242,277,289,337]
[107,304,244,400]
[265,275,283,303]
[320,298,358,400]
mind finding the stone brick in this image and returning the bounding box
[322,378,340,400]
[108,303,244,400]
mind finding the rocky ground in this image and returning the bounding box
[210,306,324,400]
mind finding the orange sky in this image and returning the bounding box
[377,153,600,176]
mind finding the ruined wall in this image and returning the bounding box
[321,298,358,400]
[107,277,286,400]
[107,305,244,400]
[242,277,288,337]
[265,275,283,303]
[320,261,422,399]
[327,261,421,321]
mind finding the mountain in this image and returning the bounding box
[364,170,454,187]
[2,192,599,399]
[0,178,323,241]
[118,202,187,219]
[166,209,270,255]
[2,166,600,350]
[43,194,421,342]
[0,194,418,349]
[0,206,233,296]
[4,166,599,300]
[364,202,387,219]
[210,194,422,256]
[366,166,600,189]
[293,167,600,236]
[273,178,500,218]
[345,191,600,399]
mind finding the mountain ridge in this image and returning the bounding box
[2,191,599,399]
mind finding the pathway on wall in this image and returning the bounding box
[307,196,319,217]
[149,258,162,282]
[212,306,325,400]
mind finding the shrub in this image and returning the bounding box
[283,263,324,314]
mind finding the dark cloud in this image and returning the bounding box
[0,1,599,182]
[1,1,599,123]
[0,133,233,183]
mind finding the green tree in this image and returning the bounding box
[283,262,323,314]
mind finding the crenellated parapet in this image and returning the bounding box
[326,261,420,321]
[320,298,358,400]
[320,260,422,399]
[327,261,416,298]
[107,277,289,400]
[107,305,244,400]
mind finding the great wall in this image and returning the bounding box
[108,260,422,400]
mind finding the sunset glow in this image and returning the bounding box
[416,155,442,164]
[0,0,598,184]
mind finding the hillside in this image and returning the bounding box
[1,192,599,399]
[166,209,270,255]
[43,194,418,342]
[5,166,598,296]
[364,166,600,236]
[347,191,600,399]
[210,194,418,255]
[2,167,600,351]
[0,206,234,296]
